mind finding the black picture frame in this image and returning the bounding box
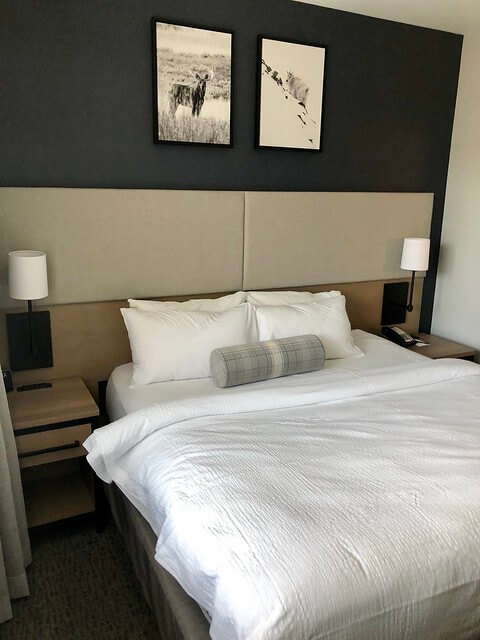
[255,35,327,152]
[151,18,234,148]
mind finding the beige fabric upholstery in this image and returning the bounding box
[0,363,31,624]
[0,188,433,307]
[243,192,433,289]
[0,188,244,307]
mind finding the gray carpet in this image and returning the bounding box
[1,520,160,640]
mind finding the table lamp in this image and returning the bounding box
[401,238,430,312]
[6,250,53,371]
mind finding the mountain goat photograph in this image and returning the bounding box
[153,20,233,146]
[257,36,326,151]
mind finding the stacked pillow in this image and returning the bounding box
[122,303,255,386]
[254,295,357,360]
[245,289,341,306]
[128,290,246,313]
[121,290,360,386]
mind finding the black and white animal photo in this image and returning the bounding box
[153,21,233,146]
[257,37,326,151]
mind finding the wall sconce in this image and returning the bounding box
[381,237,430,326]
[401,238,430,313]
[6,250,53,371]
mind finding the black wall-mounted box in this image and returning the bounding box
[6,311,53,372]
[381,282,409,326]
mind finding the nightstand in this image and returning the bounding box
[8,377,99,528]
[411,333,476,361]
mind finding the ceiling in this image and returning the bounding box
[293,0,479,35]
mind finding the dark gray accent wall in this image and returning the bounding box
[0,0,463,331]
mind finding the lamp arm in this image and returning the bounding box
[27,299,34,353]
[406,270,415,313]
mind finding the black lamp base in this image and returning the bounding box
[6,310,53,372]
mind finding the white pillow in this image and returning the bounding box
[246,290,341,306]
[128,291,246,313]
[254,296,359,360]
[121,303,257,385]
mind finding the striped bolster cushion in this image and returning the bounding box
[210,334,325,388]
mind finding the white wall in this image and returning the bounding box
[296,1,480,349]
[295,0,468,34]
[430,24,480,348]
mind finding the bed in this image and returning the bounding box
[86,330,480,640]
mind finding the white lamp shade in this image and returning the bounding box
[8,250,48,301]
[400,238,430,272]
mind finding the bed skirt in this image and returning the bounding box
[105,482,210,640]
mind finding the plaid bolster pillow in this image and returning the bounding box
[210,334,325,388]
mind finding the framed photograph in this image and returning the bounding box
[256,36,326,151]
[152,19,233,147]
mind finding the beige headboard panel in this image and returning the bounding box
[243,192,433,290]
[0,188,245,307]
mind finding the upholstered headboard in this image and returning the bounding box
[0,188,433,396]
[0,188,432,306]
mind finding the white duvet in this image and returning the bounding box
[85,347,480,640]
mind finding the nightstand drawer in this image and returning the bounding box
[16,423,92,469]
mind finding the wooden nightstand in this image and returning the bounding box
[8,377,99,528]
[410,333,476,361]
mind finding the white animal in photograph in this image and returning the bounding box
[286,70,309,108]
[259,39,325,150]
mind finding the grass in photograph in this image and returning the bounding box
[157,110,230,144]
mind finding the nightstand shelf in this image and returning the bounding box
[8,376,99,529]
[22,469,95,528]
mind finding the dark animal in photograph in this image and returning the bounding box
[271,70,283,86]
[169,70,214,117]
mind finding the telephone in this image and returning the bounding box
[381,326,416,347]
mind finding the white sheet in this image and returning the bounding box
[106,330,426,421]
[87,333,480,640]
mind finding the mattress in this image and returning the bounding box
[86,330,480,640]
[106,329,426,420]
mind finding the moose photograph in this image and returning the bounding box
[152,20,233,146]
[257,37,326,151]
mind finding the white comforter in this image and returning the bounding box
[85,355,480,640]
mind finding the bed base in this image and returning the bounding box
[105,482,210,640]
